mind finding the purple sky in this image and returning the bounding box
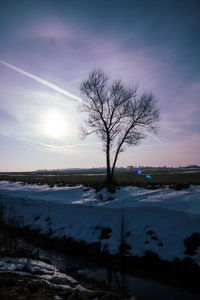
[0,0,200,171]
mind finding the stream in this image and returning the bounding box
[36,245,200,300]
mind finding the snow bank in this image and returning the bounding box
[0,181,200,264]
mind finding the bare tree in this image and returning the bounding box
[80,69,160,189]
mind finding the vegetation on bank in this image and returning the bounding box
[1,220,200,294]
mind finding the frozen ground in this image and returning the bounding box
[0,256,85,288]
[0,181,200,264]
[0,256,90,296]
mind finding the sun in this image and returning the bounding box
[43,111,67,139]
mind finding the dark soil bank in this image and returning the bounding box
[0,272,135,300]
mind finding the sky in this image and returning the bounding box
[0,0,200,171]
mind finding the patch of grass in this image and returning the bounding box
[118,241,132,255]
[58,226,65,230]
[146,230,154,236]
[151,236,159,241]
[184,232,200,256]
[94,226,100,230]
[57,183,66,187]
[169,183,190,191]
[98,227,112,240]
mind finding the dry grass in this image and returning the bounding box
[0,169,200,187]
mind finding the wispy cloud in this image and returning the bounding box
[0,132,99,154]
[0,109,20,124]
[25,19,72,41]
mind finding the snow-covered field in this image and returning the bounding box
[0,181,200,264]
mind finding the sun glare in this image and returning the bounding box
[43,111,67,139]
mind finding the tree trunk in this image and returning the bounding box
[110,149,119,183]
[106,142,111,185]
[105,134,116,192]
[110,125,133,185]
[106,142,117,193]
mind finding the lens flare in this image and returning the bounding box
[134,168,152,179]
[135,168,142,175]
[145,174,151,179]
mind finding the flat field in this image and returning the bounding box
[0,168,200,186]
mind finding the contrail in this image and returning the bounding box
[145,131,163,145]
[0,59,83,103]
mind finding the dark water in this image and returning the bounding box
[36,246,200,300]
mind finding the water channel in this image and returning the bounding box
[36,245,200,300]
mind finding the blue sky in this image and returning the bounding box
[0,0,200,171]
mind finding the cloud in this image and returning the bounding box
[0,110,20,124]
[23,19,73,41]
[161,80,200,137]
[0,132,99,155]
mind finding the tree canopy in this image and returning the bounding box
[80,69,160,189]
